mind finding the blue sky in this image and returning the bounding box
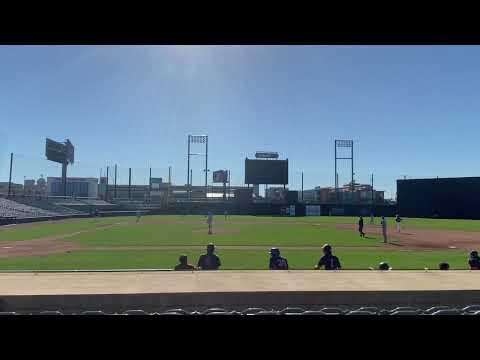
[1,45,480,198]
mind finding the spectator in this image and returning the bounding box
[469,251,480,270]
[439,262,450,270]
[197,243,221,270]
[378,262,390,271]
[269,248,289,270]
[358,216,365,238]
[174,255,195,271]
[315,244,341,270]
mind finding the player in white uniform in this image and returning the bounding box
[395,214,402,232]
[207,211,213,234]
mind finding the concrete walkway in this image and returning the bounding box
[0,270,478,296]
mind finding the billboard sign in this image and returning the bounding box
[45,138,67,164]
[45,138,74,164]
[65,139,74,164]
[255,152,279,159]
[213,170,228,183]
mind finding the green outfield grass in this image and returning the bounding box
[0,249,470,271]
[0,215,477,270]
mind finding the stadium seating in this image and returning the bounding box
[3,305,480,315]
[0,305,480,316]
[0,197,87,219]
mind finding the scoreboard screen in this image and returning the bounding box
[245,159,288,185]
[45,138,74,164]
[45,138,67,164]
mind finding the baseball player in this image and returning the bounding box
[395,214,402,232]
[469,251,480,270]
[136,210,142,223]
[315,244,341,270]
[381,216,388,243]
[358,216,365,238]
[370,212,374,225]
[197,243,221,270]
[207,210,213,234]
[224,209,228,221]
[174,255,195,271]
[269,248,289,270]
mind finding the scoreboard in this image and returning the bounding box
[245,158,288,185]
[45,138,74,164]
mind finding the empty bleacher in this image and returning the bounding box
[0,197,59,218]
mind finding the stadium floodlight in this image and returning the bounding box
[334,139,354,199]
[336,140,353,147]
[190,135,207,144]
[187,134,209,198]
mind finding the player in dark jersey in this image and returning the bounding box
[197,243,221,270]
[269,248,289,270]
[358,216,365,237]
[174,255,195,271]
[315,244,341,270]
[469,250,480,270]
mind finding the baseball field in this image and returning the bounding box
[0,215,479,271]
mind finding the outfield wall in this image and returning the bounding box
[397,177,480,219]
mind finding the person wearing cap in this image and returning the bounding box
[378,262,390,271]
[269,248,289,270]
[174,255,195,271]
[469,251,480,270]
[315,244,341,270]
[197,243,221,270]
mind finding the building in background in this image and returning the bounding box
[253,184,260,198]
[0,182,23,195]
[47,177,98,198]
[265,187,287,201]
[23,179,36,196]
[301,182,385,204]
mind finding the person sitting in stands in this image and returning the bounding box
[197,243,221,270]
[439,262,450,270]
[269,248,289,270]
[315,244,341,270]
[174,255,195,271]
[469,251,480,270]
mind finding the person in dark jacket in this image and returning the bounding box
[269,248,289,270]
[174,255,195,271]
[439,262,450,270]
[315,244,341,270]
[469,251,480,270]
[197,243,221,270]
[358,216,365,237]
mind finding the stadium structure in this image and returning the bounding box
[13,136,478,222]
